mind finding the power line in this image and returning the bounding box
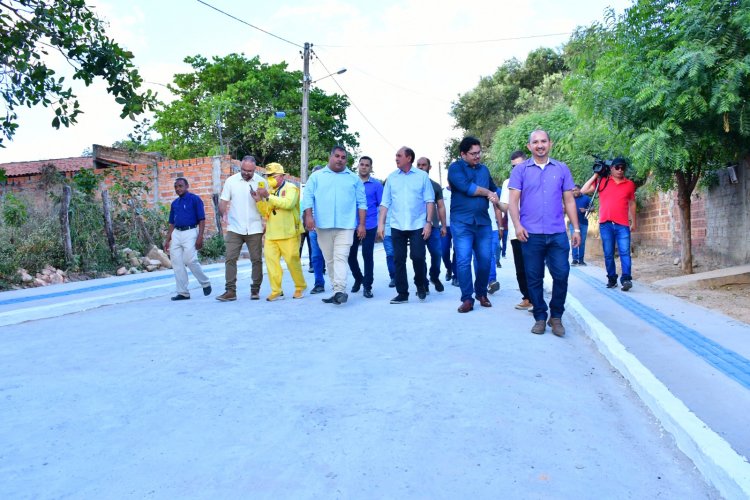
[312,51,395,150]
[195,0,302,48]
[317,31,572,49]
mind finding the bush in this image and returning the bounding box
[199,233,225,260]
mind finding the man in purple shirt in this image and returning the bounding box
[508,130,581,337]
[348,156,383,298]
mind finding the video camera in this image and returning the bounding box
[592,155,613,178]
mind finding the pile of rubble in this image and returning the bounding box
[115,246,172,276]
[17,266,67,287]
[14,246,173,287]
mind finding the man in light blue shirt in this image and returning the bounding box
[302,145,367,305]
[377,146,435,304]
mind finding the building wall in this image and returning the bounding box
[4,155,292,236]
[634,160,749,266]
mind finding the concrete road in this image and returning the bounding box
[0,247,718,499]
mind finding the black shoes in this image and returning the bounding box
[363,288,373,298]
[621,280,633,291]
[171,294,190,301]
[416,288,427,301]
[390,294,408,304]
[388,278,396,288]
[487,280,500,294]
[430,277,444,292]
[351,279,362,293]
[203,285,212,296]
[451,277,459,287]
[606,278,618,288]
[322,292,348,304]
[310,285,325,294]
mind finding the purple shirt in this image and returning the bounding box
[508,158,574,234]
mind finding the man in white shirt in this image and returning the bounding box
[499,151,533,311]
[216,155,265,301]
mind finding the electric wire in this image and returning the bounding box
[317,32,572,49]
[312,51,395,150]
[195,0,302,48]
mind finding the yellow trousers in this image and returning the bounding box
[265,236,307,295]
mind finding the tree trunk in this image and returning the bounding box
[60,185,73,266]
[674,170,699,274]
[212,194,222,234]
[102,190,117,261]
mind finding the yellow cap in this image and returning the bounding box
[265,162,285,175]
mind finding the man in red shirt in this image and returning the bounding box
[581,157,637,291]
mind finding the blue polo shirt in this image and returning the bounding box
[447,158,497,226]
[169,191,206,227]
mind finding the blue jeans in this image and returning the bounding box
[521,232,570,321]
[309,230,325,288]
[474,229,499,282]
[383,235,395,279]
[421,227,443,287]
[452,220,492,303]
[599,221,632,283]
[500,227,508,257]
[348,227,377,288]
[441,226,456,277]
[391,228,427,297]
[568,223,588,263]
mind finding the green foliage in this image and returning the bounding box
[148,53,359,175]
[449,47,567,159]
[72,168,99,197]
[487,104,632,184]
[199,233,225,261]
[1,192,29,228]
[0,0,157,147]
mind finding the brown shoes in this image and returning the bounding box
[477,296,492,308]
[548,318,566,337]
[515,299,533,310]
[531,320,546,334]
[216,290,237,302]
[457,300,474,313]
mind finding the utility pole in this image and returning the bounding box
[300,42,311,184]
[216,110,224,155]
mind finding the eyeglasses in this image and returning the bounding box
[467,151,481,157]
[612,165,625,171]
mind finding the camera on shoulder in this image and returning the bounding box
[592,155,613,177]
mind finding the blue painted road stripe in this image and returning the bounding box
[574,269,750,390]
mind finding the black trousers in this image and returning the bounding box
[511,238,529,300]
[391,228,427,297]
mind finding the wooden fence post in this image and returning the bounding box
[102,189,117,260]
[60,185,73,265]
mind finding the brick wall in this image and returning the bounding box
[634,159,749,266]
[3,155,297,237]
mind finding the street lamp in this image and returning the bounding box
[300,42,346,183]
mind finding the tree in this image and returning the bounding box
[0,0,157,147]
[566,0,750,273]
[150,53,359,175]
[448,47,567,161]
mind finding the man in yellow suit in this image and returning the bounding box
[253,162,307,301]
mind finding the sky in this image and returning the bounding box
[2,0,633,182]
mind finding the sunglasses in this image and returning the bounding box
[612,165,626,171]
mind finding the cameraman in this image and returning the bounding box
[581,157,636,291]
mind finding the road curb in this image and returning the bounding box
[567,293,750,499]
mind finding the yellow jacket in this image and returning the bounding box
[257,181,304,240]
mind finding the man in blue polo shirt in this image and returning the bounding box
[447,136,501,313]
[164,177,211,301]
[508,129,581,337]
[348,156,383,299]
